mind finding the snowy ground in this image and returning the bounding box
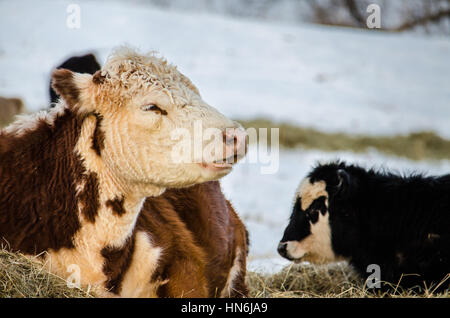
[1,0,449,137]
[1,0,449,273]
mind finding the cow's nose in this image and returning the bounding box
[277,242,288,258]
[223,128,248,161]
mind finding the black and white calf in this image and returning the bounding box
[278,162,450,292]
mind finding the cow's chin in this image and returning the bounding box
[286,254,326,265]
[198,162,233,172]
[160,162,233,187]
[197,162,233,180]
[285,243,329,264]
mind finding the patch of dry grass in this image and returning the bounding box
[247,263,450,298]
[238,118,450,161]
[0,249,92,298]
[0,120,11,128]
[0,249,448,298]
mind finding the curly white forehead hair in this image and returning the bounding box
[99,46,199,98]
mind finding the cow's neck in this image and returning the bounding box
[74,114,165,247]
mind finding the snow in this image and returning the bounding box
[1,0,449,273]
[1,0,449,137]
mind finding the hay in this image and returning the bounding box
[238,118,450,161]
[247,263,363,298]
[0,249,448,298]
[0,249,91,298]
[247,263,450,298]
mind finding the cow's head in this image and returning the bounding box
[278,163,359,264]
[52,47,247,195]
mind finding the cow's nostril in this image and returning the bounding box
[223,130,234,145]
[223,128,248,162]
[277,242,288,258]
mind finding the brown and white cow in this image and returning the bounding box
[0,48,247,297]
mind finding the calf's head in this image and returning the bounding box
[51,48,246,194]
[278,163,359,264]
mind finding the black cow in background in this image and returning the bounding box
[278,162,449,293]
[49,53,100,104]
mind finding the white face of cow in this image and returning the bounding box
[278,178,339,264]
[52,48,247,194]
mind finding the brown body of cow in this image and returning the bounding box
[138,183,248,297]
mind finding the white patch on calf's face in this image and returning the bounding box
[285,178,337,264]
[285,241,307,259]
[305,212,336,263]
[284,212,336,264]
[295,178,328,211]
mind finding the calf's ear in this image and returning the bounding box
[336,169,352,198]
[51,69,95,112]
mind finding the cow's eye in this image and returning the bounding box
[141,104,167,115]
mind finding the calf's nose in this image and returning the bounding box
[277,242,288,258]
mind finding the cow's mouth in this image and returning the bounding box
[283,254,306,264]
[199,155,240,171]
[199,161,232,171]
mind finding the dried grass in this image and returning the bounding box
[247,263,450,298]
[1,250,448,298]
[0,249,92,298]
[238,118,450,161]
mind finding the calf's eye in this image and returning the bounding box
[141,104,167,115]
[306,210,319,223]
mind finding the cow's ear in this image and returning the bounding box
[51,69,94,112]
[336,169,351,198]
